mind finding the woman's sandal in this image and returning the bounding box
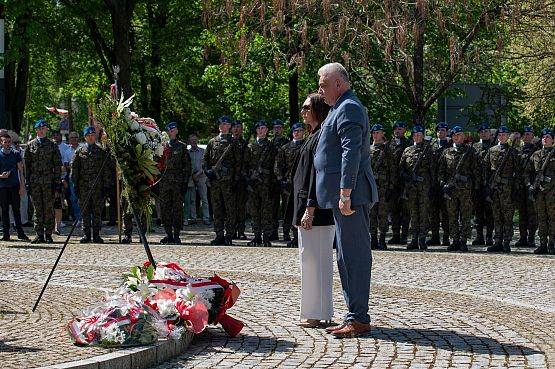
[298,319,321,328]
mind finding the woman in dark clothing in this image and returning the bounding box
[287,93,334,328]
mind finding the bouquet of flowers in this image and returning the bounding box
[67,261,243,347]
[93,93,167,220]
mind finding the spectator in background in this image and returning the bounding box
[187,134,210,225]
[67,131,82,223]
[9,134,31,227]
[0,133,29,241]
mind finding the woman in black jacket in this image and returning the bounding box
[287,93,335,328]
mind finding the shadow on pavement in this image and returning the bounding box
[0,340,42,353]
[7,245,61,250]
[371,326,544,356]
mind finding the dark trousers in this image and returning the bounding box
[333,204,372,324]
[0,186,23,234]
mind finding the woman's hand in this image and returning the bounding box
[301,207,315,230]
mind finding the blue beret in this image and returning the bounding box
[436,122,448,130]
[371,124,384,132]
[522,126,533,134]
[166,121,177,131]
[411,125,424,134]
[451,126,463,134]
[218,115,232,124]
[497,125,509,133]
[541,128,554,139]
[255,120,267,128]
[393,120,407,129]
[83,126,96,136]
[272,119,284,127]
[232,120,242,127]
[477,123,489,132]
[34,119,48,129]
[291,123,304,132]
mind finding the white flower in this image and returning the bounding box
[156,299,178,319]
[135,282,156,301]
[135,132,147,145]
[155,144,165,157]
[176,287,196,302]
[100,324,126,344]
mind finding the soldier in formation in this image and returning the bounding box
[472,123,495,246]
[71,126,108,243]
[246,120,277,247]
[203,116,240,246]
[270,119,290,240]
[369,124,393,250]
[231,120,249,240]
[158,122,191,244]
[515,126,538,248]
[400,125,434,250]
[24,119,62,244]
[438,126,482,252]
[274,122,305,247]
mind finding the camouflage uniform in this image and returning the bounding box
[472,139,495,245]
[428,139,452,245]
[438,143,482,250]
[233,136,249,238]
[270,135,290,239]
[387,136,412,243]
[529,146,555,254]
[274,139,303,242]
[246,138,277,245]
[71,143,108,240]
[400,141,433,249]
[24,137,62,239]
[484,143,519,250]
[369,142,394,249]
[159,139,191,242]
[515,142,538,247]
[203,133,240,244]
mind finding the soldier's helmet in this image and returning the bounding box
[393,120,407,129]
[540,128,554,139]
[371,124,384,132]
[411,125,424,134]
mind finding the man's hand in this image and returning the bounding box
[338,189,355,216]
[301,207,315,230]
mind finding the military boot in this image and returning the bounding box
[419,237,427,251]
[527,229,537,248]
[447,239,459,252]
[371,233,379,250]
[533,243,548,255]
[237,231,248,240]
[485,232,494,246]
[286,238,298,248]
[92,230,104,244]
[268,231,278,241]
[283,231,291,242]
[31,234,46,244]
[407,233,419,250]
[472,229,484,245]
[45,234,54,244]
[210,234,226,246]
[388,233,401,244]
[262,233,272,247]
[487,240,504,252]
[224,234,233,246]
[442,234,450,246]
[459,239,468,252]
[16,228,29,241]
[426,233,440,246]
[502,240,511,253]
[514,236,528,247]
[173,229,182,245]
[247,234,262,247]
[160,228,174,244]
[548,242,555,255]
[400,232,408,245]
[121,234,132,244]
[378,234,387,250]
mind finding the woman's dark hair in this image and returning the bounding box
[307,93,331,125]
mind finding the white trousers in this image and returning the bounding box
[298,225,335,321]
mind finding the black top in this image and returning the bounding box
[286,126,334,227]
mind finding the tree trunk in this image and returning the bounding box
[411,1,426,127]
[137,54,149,115]
[108,0,135,99]
[288,65,299,125]
[147,3,167,125]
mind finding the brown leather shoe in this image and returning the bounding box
[325,322,346,334]
[331,321,371,338]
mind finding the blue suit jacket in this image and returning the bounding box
[313,89,378,209]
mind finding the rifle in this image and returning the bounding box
[443,143,473,200]
[248,141,274,189]
[401,138,435,200]
[207,137,235,180]
[528,148,554,202]
[484,139,517,203]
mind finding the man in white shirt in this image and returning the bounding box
[186,134,209,224]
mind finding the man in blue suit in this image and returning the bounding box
[314,63,378,338]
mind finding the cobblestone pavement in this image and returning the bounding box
[0,223,553,368]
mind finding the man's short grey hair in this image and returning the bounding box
[318,62,350,83]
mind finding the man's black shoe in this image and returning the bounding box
[45,234,54,244]
[160,236,174,244]
[2,234,10,241]
[31,235,45,244]
[121,235,132,244]
[487,242,504,252]
[224,236,233,246]
[17,232,29,241]
[93,236,104,244]
[426,235,440,246]
[173,237,182,245]
[419,238,427,251]
[80,235,91,244]
[534,244,548,254]
[388,235,401,244]
[502,242,511,253]
[459,240,468,252]
[210,236,226,246]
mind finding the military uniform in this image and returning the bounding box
[529,143,555,254]
[274,139,303,243]
[400,139,433,249]
[246,137,277,246]
[428,138,452,245]
[71,142,108,242]
[484,140,519,251]
[369,141,394,249]
[233,135,249,239]
[24,136,62,242]
[159,138,191,244]
[203,133,240,245]
[387,136,412,243]
[438,140,482,251]
[472,138,495,245]
[270,134,290,240]
[515,141,538,247]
